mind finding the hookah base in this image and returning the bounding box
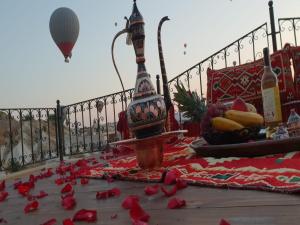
[134,124,164,139]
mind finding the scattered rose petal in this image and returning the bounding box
[0,218,7,223]
[55,178,64,186]
[0,181,5,191]
[96,188,121,200]
[219,219,231,225]
[144,184,160,196]
[111,214,118,219]
[63,218,74,225]
[62,196,76,210]
[36,190,48,199]
[132,220,148,225]
[73,209,97,222]
[18,184,31,196]
[80,178,89,185]
[164,170,177,185]
[40,218,57,225]
[61,184,73,193]
[161,186,177,197]
[130,201,150,222]
[176,179,188,190]
[122,195,140,209]
[61,190,75,200]
[167,197,186,209]
[24,200,39,213]
[0,192,8,202]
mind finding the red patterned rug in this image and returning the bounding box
[81,137,300,193]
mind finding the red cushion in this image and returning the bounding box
[206,46,295,105]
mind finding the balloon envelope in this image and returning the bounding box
[49,7,79,62]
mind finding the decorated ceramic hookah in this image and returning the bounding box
[112,0,166,139]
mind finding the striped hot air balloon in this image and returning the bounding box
[49,7,79,62]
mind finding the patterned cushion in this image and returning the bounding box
[206,45,295,105]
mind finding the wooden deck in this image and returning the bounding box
[1,167,300,225]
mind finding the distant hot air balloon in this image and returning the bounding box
[49,7,79,63]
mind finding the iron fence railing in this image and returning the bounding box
[1,4,300,172]
[0,108,58,171]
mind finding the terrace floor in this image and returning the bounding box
[1,157,300,225]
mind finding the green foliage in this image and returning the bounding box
[173,84,206,122]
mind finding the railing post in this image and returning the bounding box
[269,0,278,52]
[56,100,63,161]
[156,74,161,95]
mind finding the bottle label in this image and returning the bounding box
[262,87,282,123]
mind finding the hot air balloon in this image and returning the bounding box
[49,7,79,62]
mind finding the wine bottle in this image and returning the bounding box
[261,47,282,127]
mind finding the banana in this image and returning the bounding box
[224,110,264,127]
[211,117,244,132]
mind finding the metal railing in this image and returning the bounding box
[1,2,300,172]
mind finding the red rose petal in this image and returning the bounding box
[24,200,39,213]
[61,183,73,193]
[63,218,74,225]
[176,179,188,190]
[36,190,48,199]
[130,201,150,222]
[109,187,121,197]
[0,192,8,202]
[0,218,7,224]
[18,184,31,196]
[80,178,89,185]
[61,190,75,200]
[40,218,57,225]
[62,196,76,210]
[96,188,121,200]
[122,195,140,209]
[73,209,97,222]
[164,170,177,185]
[55,178,64,186]
[219,219,231,225]
[0,181,5,191]
[110,214,118,219]
[132,220,148,225]
[144,185,160,196]
[161,185,177,197]
[167,197,186,209]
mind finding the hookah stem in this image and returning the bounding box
[158,16,172,112]
[111,28,129,108]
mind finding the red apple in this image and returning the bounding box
[231,98,248,112]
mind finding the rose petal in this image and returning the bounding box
[18,184,31,196]
[109,188,121,197]
[40,218,57,225]
[132,220,148,225]
[130,201,150,222]
[62,196,76,210]
[63,218,74,225]
[0,181,5,191]
[219,219,231,225]
[110,214,118,220]
[36,190,48,199]
[73,209,97,222]
[61,190,75,200]
[161,186,177,197]
[144,185,160,196]
[24,200,39,213]
[96,188,121,200]
[55,178,64,186]
[164,170,177,185]
[0,218,7,224]
[0,192,8,202]
[122,195,140,209]
[167,197,186,209]
[61,184,73,193]
[176,179,188,190]
[80,178,89,185]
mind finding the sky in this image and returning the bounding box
[1,0,300,108]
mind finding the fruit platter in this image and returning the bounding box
[190,98,300,157]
